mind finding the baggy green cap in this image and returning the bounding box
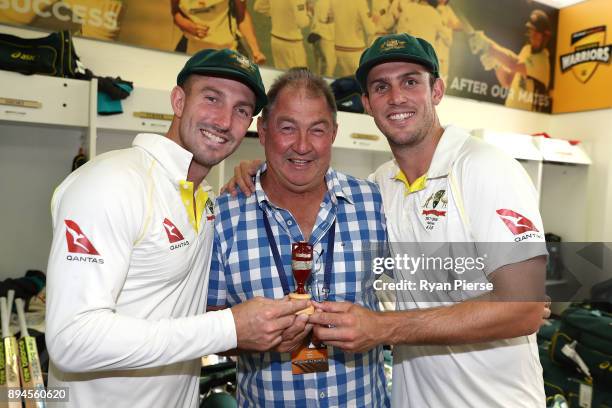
[177,48,268,115]
[356,33,440,92]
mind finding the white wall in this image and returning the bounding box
[438,95,554,134]
[0,123,83,278]
[1,24,610,280]
[547,109,612,242]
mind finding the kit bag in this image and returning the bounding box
[538,318,561,344]
[550,304,612,388]
[0,30,78,78]
[540,341,612,408]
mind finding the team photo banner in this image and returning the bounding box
[1,0,559,113]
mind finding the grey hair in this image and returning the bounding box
[261,67,337,123]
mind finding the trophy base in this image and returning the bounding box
[288,293,314,315]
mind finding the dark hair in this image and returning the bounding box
[429,74,437,88]
[261,67,337,123]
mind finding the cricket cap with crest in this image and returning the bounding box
[356,33,440,92]
[177,48,267,115]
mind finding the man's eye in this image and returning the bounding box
[375,84,388,93]
[236,107,251,118]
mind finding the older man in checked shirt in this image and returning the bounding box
[207,67,389,407]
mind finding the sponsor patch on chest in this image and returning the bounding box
[163,218,191,250]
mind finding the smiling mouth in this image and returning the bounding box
[200,129,228,144]
[287,158,313,166]
[388,112,415,121]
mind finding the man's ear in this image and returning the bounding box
[431,77,445,106]
[257,116,266,147]
[361,94,373,116]
[171,85,186,118]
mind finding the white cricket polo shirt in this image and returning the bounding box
[46,133,236,408]
[372,126,547,407]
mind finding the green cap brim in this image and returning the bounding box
[178,67,268,116]
[356,53,439,93]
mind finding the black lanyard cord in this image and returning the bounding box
[261,208,335,296]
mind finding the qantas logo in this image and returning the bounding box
[64,220,104,264]
[163,218,185,243]
[65,220,99,255]
[496,209,539,235]
[163,218,190,250]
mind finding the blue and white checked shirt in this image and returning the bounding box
[208,165,389,408]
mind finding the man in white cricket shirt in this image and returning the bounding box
[45,48,308,408]
[309,33,549,407]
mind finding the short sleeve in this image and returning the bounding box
[458,143,547,275]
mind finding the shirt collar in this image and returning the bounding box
[427,125,470,178]
[254,162,354,208]
[326,167,354,205]
[386,125,471,181]
[133,133,211,191]
[394,171,428,195]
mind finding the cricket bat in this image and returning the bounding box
[1,297,21,408]
[0,298,6,407]
[15,299,46,408]
[4,294,13,324]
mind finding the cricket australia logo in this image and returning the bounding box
[421,190,447,231]
[559,26,611,83]
[205,197,215,221]
[422,190,448,216]
[230,53,256,72]
[380,39,406,52]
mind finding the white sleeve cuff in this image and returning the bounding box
[198,308,237,354]
[214,308,237,351]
